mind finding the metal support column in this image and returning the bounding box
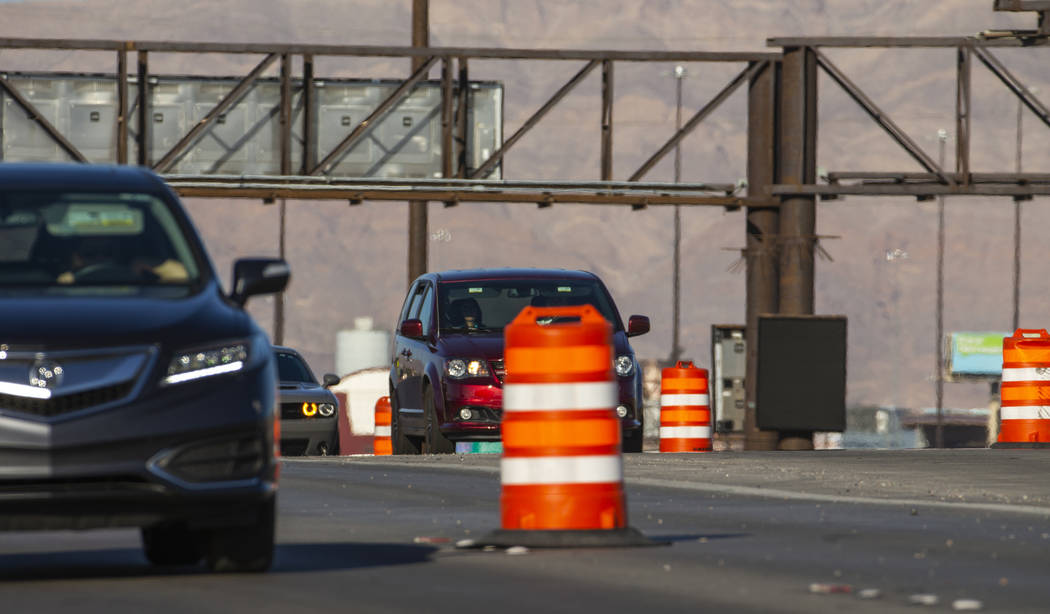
[274,53,292,346]
[302,54,316,174]
[776,46,817,451]
[407,0,429,287]
[745,59,781,451]
[117,47,128,164]
[601,60,614,181]
[136,50,150,166]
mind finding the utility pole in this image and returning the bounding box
[407,0,429,287]
[935,128,947,449]
[670,65,686,364]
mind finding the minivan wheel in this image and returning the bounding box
[390,390,421,455]
[622,428,644,453]
[423,386,455,454]
[204,497,275,573]
[141,522,203,566]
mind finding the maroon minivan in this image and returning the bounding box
[389,268,649,454]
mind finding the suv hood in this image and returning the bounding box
[0,284,252,349]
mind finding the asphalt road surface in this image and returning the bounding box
[2,450,1049,613]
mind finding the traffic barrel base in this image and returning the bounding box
[464,527,665,549]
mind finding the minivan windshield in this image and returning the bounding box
[0,191,201,295]
[437,278,621,334]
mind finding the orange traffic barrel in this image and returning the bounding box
[374,396,392,456]
[996,329,1050,448]
[659,362,711,452]
[470,305,657,548]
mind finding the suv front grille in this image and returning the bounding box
[490,359,505,383]
[0,381,135,418]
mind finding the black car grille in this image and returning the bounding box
[281,402,336,420]
[279,438,309,456]
[490,359,505,383]
[0,381,135,418]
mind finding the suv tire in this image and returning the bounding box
[204,497,276,573]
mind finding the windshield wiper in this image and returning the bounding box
[441,326,499,334]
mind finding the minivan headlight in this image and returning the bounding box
[614,355,635,377]
[165,343,248,384]
[445,358,490,379]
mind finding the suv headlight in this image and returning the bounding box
[445,358,490,379]
[164,342,249,385]
[614,355,635,377]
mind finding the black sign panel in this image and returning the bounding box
[757,315,847,432]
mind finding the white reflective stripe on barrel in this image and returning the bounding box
[500,455,622,485]
[1001,367,1050,383]
[374,426,392,437]
[502,382,618,412]
[660,393,709,407]
[1000,406,1050,420]
[659,426,711,439]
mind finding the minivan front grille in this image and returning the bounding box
[490,359,505,383]
[0,381,135,418]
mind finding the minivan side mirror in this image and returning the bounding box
[400,319,424,339]
[322,373,340,388]
[231,258,290,307]
[626,315,650,337]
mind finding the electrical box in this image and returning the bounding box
[756,315,847,432]
[711,324,746,432]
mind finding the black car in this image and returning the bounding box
[390,268,649,454]
[0,163,289,573]
[274,346,340,456]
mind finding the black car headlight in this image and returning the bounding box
[164,341,249,385]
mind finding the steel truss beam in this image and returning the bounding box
[0,75,86,162]
[153,53,279,173]
[310,55,438,176]
[629,61,768,182]
[162,175,754,207]
[813,48,954,185]
[469,60,599,179]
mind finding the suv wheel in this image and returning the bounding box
[141,522,203,566]
[423,386,455,454]
[390,389,421,455]
[204,497,276,573]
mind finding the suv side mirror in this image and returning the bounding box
[400,319,424,339]
[322,373,340,388]
[626,315,650,337]
[231,258,290,307]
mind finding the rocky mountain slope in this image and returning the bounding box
[0,0,1046,410]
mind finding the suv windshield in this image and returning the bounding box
[437,278,621,334]
[0,191,201,295]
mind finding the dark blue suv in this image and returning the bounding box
[0,163,289,572]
